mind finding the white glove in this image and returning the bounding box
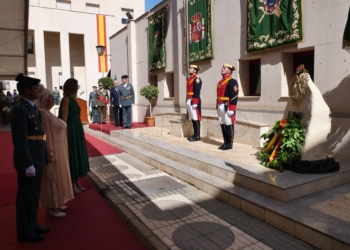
[25,166,36,177]
[192,104,197,108]
[95,105,97,107]
[227,110,235,116]
[119,105,122,108]
[132,104,134,107]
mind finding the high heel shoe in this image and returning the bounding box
[48,209,66,218]
[76,181,86,191]
[73,183,82,194]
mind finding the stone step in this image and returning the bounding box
[111,130,350,203]
[95,130,350,249]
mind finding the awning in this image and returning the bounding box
[0,0,28,80]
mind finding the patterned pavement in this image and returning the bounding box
[89,153,315,250]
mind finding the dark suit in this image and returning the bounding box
[10,98,47,239]
[110,87,123,126]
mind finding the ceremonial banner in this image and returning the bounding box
[148,8,166,72]
[342,7,350,53]
[96,15,108,72]
[247,0,303,53]
[187,0,213,63]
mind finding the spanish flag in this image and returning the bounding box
[96,15,108,72]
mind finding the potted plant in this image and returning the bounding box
[140,85,159,126]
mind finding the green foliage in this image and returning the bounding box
[89,110,92,116]
[98,77,114,90]
[259,116,306,172]
[140,85,159,102]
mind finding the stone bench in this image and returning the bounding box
[155,112,270,147]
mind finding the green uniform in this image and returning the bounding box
[118,83,134,128]
[53,90,60,105]
[10,98,47,238]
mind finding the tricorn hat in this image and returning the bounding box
[15,73,41,85]
[190,64,201,71]
[98,82,104,86]
[223,63,236,71]
[121,75,128,79]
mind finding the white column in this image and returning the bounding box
[127,20,138,121]
[34,29,46,83]
[60,32,70,82]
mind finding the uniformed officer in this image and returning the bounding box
[88,86,99,123]
[52,87,60,105]
[94,82,109,124]
[216,63,239,150]
[118,75,135,129]
[186,64,202,141]
[10,73,49,242]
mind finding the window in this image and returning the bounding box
[57,0,71,10]
[86,3,99,14]
[249,59,261,96]
[121,8,133,24]
[28,35,34,54]
[29,0,39,6]
[293,50,314,81]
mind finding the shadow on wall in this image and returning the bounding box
[324,74,350,158]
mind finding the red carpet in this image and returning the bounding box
[0,131,146,249]
[88,122,148,135]
[85,133,122,156]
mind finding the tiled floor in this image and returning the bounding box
[89,153,314,249]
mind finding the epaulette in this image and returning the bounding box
[196,78,201,83]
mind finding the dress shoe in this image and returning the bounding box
[92,121,97,124]
[48,210,66,218]
[102,122,106,124]
[58,205,67,211]
[34,227,50,234]
[18,233,44,242]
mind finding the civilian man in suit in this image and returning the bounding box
[118,75,134,129]
[94,82,109,124]
[88,86,99,123]
[110,80,123,127]
[10,73,49,242]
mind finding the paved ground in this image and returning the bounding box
[85,128,315,250]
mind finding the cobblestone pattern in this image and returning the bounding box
[89,153,314,250]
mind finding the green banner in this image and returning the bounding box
[148,9,166,71]
[188,0,213,63]
[247,0,303,53]
[343,7,350,53]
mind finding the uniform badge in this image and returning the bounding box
[196,78,201,84]
[233,85,238,92]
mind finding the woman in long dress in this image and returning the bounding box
[59,78,90,193]
[35,87,74,217]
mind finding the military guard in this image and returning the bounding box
[186,65,202,141]
[216,63,239,150]
[118,75,135,129]
[94,82,109,124]
[10,73,49,242]
[88,86,99,123]
[52,87,60,105]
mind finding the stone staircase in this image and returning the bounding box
[106,128,350,249]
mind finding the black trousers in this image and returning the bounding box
[16,165,43,238]
[112,106,123,125]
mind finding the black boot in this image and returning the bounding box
[222,125,233,150]
[218,124,226,149]
[189,120,201,141]
[187,120,196,140]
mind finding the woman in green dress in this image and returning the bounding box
[59,78,90,193]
